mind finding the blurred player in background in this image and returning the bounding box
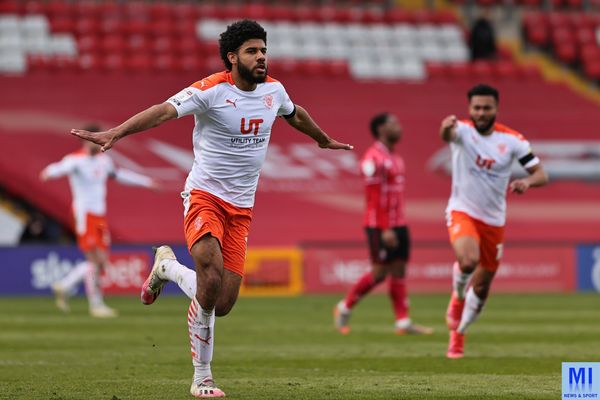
[70,20,352,398]
[334,113,433,336]
[441,84,548,358]
[41,123,156,318]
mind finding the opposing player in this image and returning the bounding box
[71,20,352,398]
[441,84,548,358]
[333,113,433,336]
[41,124,156,317]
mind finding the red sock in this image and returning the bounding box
[389,277,409,320]
[344,272,377,309]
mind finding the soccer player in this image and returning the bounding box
[41,124,156,318]
[70,20,352,398]
[441,84,549,358]
[333,113,433,336]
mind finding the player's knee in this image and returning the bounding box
[215,295,236,316]
[457,254,478,273]
[472,282,490,300]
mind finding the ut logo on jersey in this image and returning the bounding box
[240,118,264,136]
[475,155,496,170]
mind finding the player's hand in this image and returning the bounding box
[509,179,530,194]
[70,128,120,152]
[381,229,399,249]
[441,115,457,131]
[39,170,48,181]
[318,137,354,151]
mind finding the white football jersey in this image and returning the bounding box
[446,120,540,226]
[43,150,153,233]
[165,71,295,208]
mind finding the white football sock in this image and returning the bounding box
[56,261,89,295]
[188,297,215,383]
[84,263,104,308]
[160,259,196,299]
[457,287,484,334]
[452,262,472,300]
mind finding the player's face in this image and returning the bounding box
[381,115,402,143]
[234,39,267,84]
[469,95,497,133]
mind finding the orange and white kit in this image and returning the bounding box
[447,210,504,272]
[182,190,252,277]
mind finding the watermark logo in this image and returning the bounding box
[562,362,600,398]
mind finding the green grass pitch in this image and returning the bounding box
[1,293,599,399]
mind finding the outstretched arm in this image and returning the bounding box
[71,103,178,152]
[285,104,353,150]
[40,158,74,181]
[111,169,156,189]
[440,115,458,142]
[509,163,549,194]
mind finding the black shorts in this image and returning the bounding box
[365,226,410,264]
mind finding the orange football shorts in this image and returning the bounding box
[183,190,252,277]
[76,213,110,253]
[447,210,504,272]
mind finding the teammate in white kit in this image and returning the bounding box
[41,124,156,318]
[440,84,548,358]
[71,20,352,398]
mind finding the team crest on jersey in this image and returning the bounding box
[263,94,273,109]
[497,143,507,155]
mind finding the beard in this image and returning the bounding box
[237,61,267,84]
[471,115,496,134]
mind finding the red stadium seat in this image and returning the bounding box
[154,54,176,72]
[196,3,219,19]
[0,0,19,14]
[101,18,126,36]
[325,60,350,78]
[580,44,600,63]
[77,53,100,71]
[218,4,244,20]
[98,2,122,19]
[150,19,176,38]
[583,59,600,79]
[174,19,198,38]
[127,35,150,54]
[434,10,458,24]
[362,8,385,24]
[123,1,149,20]
[101,35,126,54]
[447,62,471,79]
[173,3,200,21]
[152,37,175,55]
[471,61,494,78]
[126,18,151,36]
[50,18,75,33]
[269,59,300,75]
[242,4,269,21]
[494,61,519,79]
[526,25,549,47]
[23,1,47,15]
[103,54,125,72]
[575,28,595,46]
[267,5,295,21]
[47,0,73,19]
[179,54,205,73]
[175,37,201,56]
[555,43,578,64]
[127,54,152,73]
[426,62,448,79]
[293,5,319,22]
[149,2,174,21]
[77,35,100,53]
[73,1,99,19]
[75,18,101,37]
[384,8,414,24]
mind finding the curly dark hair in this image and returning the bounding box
[370,112,390,139]
[219,20,267,71]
